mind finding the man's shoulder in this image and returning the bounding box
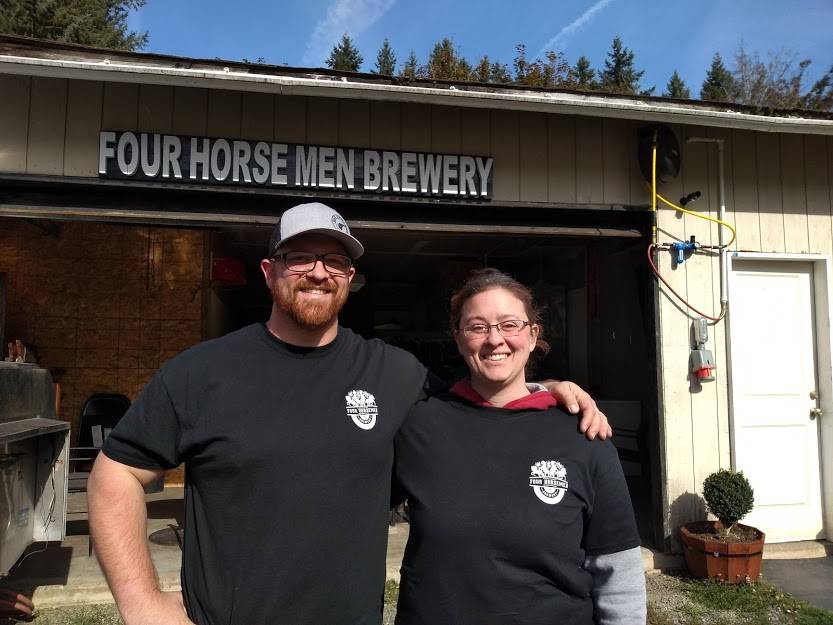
[160,324,262,372]
[339,327,423,367]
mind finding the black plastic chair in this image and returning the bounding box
[68,393,132,491]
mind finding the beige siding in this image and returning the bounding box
[0,75,31,172]
[805,135,833,256]
[575,116,604,204]
[757,133,786,252]
[172,87,207,135]
[138,85,174,133]
[601,118,630,205]
[548,114,576,203]
[27,77,67,175]
[370,101,401,150]
[519,112,547,202]
[64,81,103,177]
[240,92,274,140]
[781,134,809,253]
[338,99,370,147]
[400,103,431,152]
[275,95,306,143]
[490,110,519,202]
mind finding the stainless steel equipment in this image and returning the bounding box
[0,364,69,576]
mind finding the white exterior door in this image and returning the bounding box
[730,260,824,542]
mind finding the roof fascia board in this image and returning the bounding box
[2,54,833,136]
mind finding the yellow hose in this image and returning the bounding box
[655,192,737,248]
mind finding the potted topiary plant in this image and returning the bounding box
[679,468,765,584]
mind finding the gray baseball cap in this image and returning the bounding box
[269,202,364,259]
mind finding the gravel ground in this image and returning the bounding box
[16,573,833,625]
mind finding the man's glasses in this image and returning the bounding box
[271,252,353,277]
[458,320,532,339]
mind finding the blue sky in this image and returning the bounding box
[128,0,833,94]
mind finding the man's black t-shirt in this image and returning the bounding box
[103,324,429,625]
[393,392,639,625]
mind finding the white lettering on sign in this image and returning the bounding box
[98,132,493,199]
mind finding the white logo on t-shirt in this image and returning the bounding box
[345,389,378,430]
[529,460,569,505]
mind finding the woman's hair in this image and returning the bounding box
[449,268,550,354]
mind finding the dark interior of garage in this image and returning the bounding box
[210,222,658,542]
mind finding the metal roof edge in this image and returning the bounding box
[2,53,833,135]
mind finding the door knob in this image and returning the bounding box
[810,407,823,419]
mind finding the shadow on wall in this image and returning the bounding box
[668,491,707,552]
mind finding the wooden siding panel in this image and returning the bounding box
[706,126,735,468]
[206,90,241,137]
[370,101,401,150]
[548,114,576,203]
[400,103,431,152]
[781,134,809,253]
[460,108,489,156]
[519,112,547,202]
[680,126,722,487]
[102,83,138,131]
[655,121,695,535]
[731,130,761,251]
[240,92,274,140]
[138,85,173,133]
[27,77,67,175]
[490,110,519,202]
[0,75,31,172]
[172,88,207,136]
[602,118,630,205]
[756,133,786,253]
[431,106,461,154]
[338,99,370,147]
[306,98,338,145]
[575,117,603,204]
[805,135,832,256]
[275,95,306,143]
[629,120,649,207]
[64,81,103,177]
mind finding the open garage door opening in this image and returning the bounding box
[208,223,659,543]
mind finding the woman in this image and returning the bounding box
[394,268,646,625]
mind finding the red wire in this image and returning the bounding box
[647,244,725,322]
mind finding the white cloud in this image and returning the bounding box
[302,0,396,68]
[536,0,615,57]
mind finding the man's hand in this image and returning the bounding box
[122,590,193,625]
[541,380,612,440]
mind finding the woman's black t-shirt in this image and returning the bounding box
[394,392,640,625]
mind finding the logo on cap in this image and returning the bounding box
[332,214,349,233]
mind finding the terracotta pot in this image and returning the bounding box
[679,521,765,583]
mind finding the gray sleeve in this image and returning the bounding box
[583,546,646,625]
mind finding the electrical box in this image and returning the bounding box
[0,365,69,576]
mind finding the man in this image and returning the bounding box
[89,202,610,625]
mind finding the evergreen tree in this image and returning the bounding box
[473,56,491,82]
[373,38,396,75]
[513,43,530,83]
[326,33,363,72]
[0,0,148,50]
[425,38,471,80]
[600,35,646,95]
[803,65,833,111]
[399,50,419,79]
[568,55,597,90]
[700,52,736,102]
[489,61,512,83]
[663,70,691,98]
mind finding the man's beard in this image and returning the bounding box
[272,276,349,330]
